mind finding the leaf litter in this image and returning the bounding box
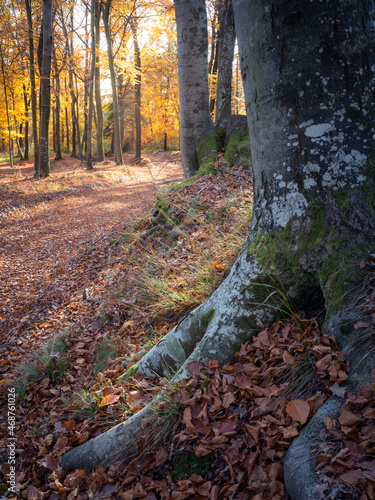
[0,153,374,498]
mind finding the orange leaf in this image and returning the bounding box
[286,399,310,424]
[99,394,120,407]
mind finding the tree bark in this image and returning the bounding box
[86,0,96,170]
[94,0,105,162]
[214,0,235,123]
[65,105,69,153]
[81,4,90,156]
[25,0,39,176]
[62,4,375,496]
[23,85,29,160]
[132,19,142,160]
[103,0,123,165]
[0,44,13,168]
[39,0,53,177]
[174,0,213,177]
[52,45,62,160]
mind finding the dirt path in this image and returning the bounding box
[0,154,183,350]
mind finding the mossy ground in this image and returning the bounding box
[171,452,212,482]
[224,128,251,169]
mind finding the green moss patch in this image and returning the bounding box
[171,452,212,482]
[247,183,374,321]
[202,308,215,328]
[224,128,251,169]
[197,128,224,173]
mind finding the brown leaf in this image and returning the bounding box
[252,398,279,417]
[283,350,294,365]
[205,358,219,369]
[286,399,310,424]
[154,446,168,467]
[127,390,143,409]
[235,373,252,390]
[338,407,363,427]
[53,435,69,451]
[329,381,347,398]
[353,321,370,330]
[283,426,299,439]
[339,469,364,485]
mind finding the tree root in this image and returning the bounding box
[61,245,275,470]
[284,302,375,499]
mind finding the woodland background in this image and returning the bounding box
[0,0,244,169]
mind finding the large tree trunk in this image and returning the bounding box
[94,0,105,162]
[103,0,123,165]
[132,19,142,160]
[39,0,53,177]
[214,0,235,123]
[86,0,96,170]
[62,3,375,496]
[174,0,213,177]
[25,0,39,176]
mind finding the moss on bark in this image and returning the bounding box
[224,128,251,169]
[247,178,375,321]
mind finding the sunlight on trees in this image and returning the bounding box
[0,0,244,165]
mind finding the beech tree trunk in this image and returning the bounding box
[94,0,105,162]
[174,0,213,177]
[103,0,123,165]
[39,0,53,177]
[215,0,235,123]
[132,19,142,160]
[25,0,39,175]
[52,45,62,161]
[0,44,13,168]
[86,0,96,170]
[23,85,29,160]
[62,4,375,498]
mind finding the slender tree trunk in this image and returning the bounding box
[39,0,53,177]
[86,0,96,170]
[74,73,83,161]
[23,86,29,160]
[25,0,39,175]
[65,106,69,153]
[209,13,219,115]
[174,0,213,177]
[19,123,24,150]
[52,45,62,160]
[118,72,126,152]
[215,0,235,123]
[94,0,105,162]
[52,106,56,151]
[0,45,13,168]
[103,0,123,165]
[132,19,142,160]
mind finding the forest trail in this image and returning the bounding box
[0,153,183,350]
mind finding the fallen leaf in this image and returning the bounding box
[329,381,346,398]
[339,407,362,427]
[353,321,370,330]
[286,399,310,424]
[99,394,120,407]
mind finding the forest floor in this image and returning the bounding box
[0,153,374,499]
